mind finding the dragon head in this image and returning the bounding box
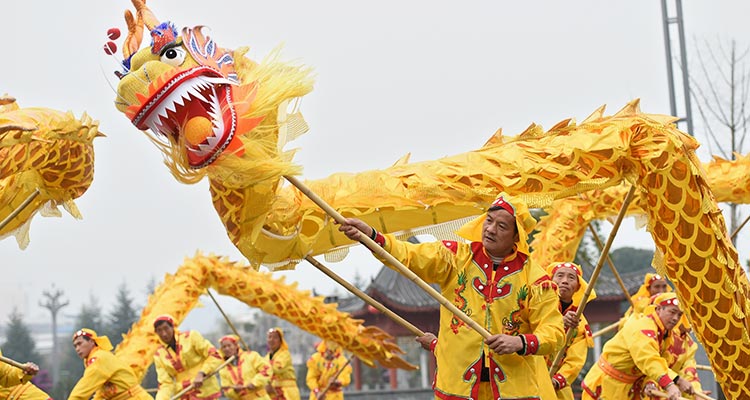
[112,0,270,172]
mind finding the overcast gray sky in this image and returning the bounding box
[2,1,748,331]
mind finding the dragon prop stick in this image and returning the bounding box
[305,255,425,337]
[591,321,619,338]
[0,355,27,370]
[549,186,636,376]
[288,175,491,339]
[316,355,354,400]
[730,214,750,240]
[0,188,39,231]
[588,225,635,308]
[206,289,250,351]
[169,355,235,400]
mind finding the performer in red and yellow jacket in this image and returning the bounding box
[153,315,223,400]
[618,273,671,329]
[544,262,595,400]
[643,306,705,400]
[305,341,351,400]
[218,335,272,400]
[339,192,564,400]
[264,328,300,400]
[68,328,153,400]
[581,293,695,400]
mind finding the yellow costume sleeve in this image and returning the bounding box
[154,352,175,400]
[526,264,565,356]
[381,233,459,287]
[0,349,32,387]
[218,367,235,399]
[622,318,679,388]
[305,355,321,391]
[245,351,272,389]
[680,338,704,395]
[555,326,590,387]
[189,332,223,375]
[68,351,116,400]
[0,363,28,387]
[333,356,352,387]
[270,349,295,378]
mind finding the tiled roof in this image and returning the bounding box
[582,264,656,300]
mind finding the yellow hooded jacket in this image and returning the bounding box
[154,330,223,400]
[582,308,679,400]
[219,349,273,400]
[544,263,595,400]
[69,346,153,400]
[265,328,300,400]
[304,343,351,400]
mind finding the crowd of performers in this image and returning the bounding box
[1,193,710,400]
[0,320,351,400]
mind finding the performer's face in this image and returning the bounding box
[267,330,281,352]
[649,279,669,296]
[73,336,96,359]
[552,267,579,302]
[324,349,335,361]
[656,304,683,331]
[482,209,518,258]
[154,322,175,344]
[221,339,239,358]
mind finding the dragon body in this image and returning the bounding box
[531,153,750,268]
[114,253,415,380]
[0,96,101,248]
[112,1,749,396]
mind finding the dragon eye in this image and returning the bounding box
[160,47,186,66]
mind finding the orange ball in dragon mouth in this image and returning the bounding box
[183,116,213,146]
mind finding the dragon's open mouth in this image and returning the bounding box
[129,66,237,168]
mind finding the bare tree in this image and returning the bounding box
[39,285,69,388]
[688,38,750,244]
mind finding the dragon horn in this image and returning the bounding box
[122,9,142,61]
[122,0,159,61]
[133,0,160,30]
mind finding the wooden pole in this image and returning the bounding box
[284,175,491,339]
[0,188,40,231]
[0,355,27,370]
[695,364,712,371]
[591,321,620,338]
[206,289,250,351]
[693,391,716,400]
[305,256,425,337]
[648,390,690,400]
[730,213,750,240]
[549,186,637,376]
[588,225,635,308]
[169,355,235,400]
[316,356,353,400]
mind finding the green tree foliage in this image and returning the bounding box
[609,247,655,275]
[1,309,42,364]
[105,282,139,348]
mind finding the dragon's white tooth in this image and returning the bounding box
[173,95,186,107]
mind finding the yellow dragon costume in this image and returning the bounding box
[110,1,749,397]
[113,253,415,382]
[0,95,101,248]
